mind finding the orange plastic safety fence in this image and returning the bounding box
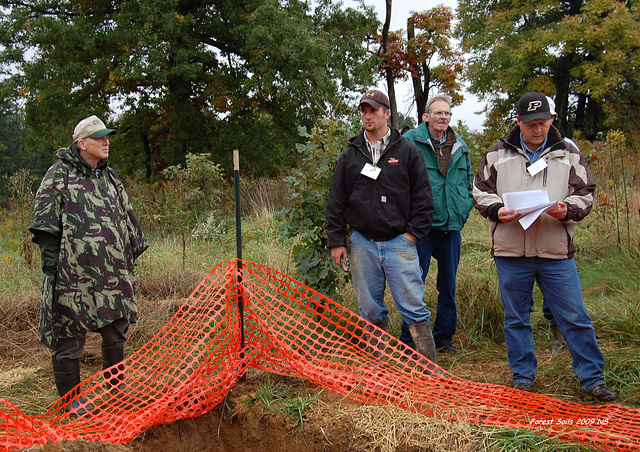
[1,259,639,451]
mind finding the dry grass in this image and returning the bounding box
[127,297,186,350]
[314,401,486,452]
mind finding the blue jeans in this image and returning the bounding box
[349,230,430,325]
[494,257,604,390]
[400,230,461,348]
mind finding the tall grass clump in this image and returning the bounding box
[452,210,504,347]
[581,131,640,255]
[0,169,41,344]
[572,132,640,348]
[0,170,41,297]
[2,169,38,270]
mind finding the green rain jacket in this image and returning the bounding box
[30,144,149,348]
[404,123,474,231]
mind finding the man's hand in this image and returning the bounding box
[331,246,348,271]
[498,207,520,224]
[545,201,568,220]
[402,232,417,243]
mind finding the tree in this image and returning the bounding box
[278,116,360,299]
[0,102,50,205]
[376,6,464,124]
[406,7,464,121]
[0,0,379,177]
[456,0,640,142]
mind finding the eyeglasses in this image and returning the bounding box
[432,111,452,117]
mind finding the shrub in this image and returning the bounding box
[159,152,227,265]
[277,118,359,300]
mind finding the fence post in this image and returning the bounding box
[233,150,245,353]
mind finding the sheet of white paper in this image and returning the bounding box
[518,206,551,230]
[504,190,547,211]
[513,201,558,216]
[502,190,558,230]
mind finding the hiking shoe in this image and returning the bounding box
[437,345,461,354]
[582,384,619,402]
[513,382,534,392]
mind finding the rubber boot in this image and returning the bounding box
[364,318,389,358]
[102,345,128,396]
[52,358,92,415]
[52,357,81,397]
[103,344,137,400]
[408,321,438,364]
[102,345,124,370]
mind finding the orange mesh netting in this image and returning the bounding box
[1,259,639,451]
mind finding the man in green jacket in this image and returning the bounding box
[401,94,474,353]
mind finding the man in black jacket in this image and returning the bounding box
[326,89,436,362]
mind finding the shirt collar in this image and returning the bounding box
[429,129,447,147]
[365,127,391,147]
[520,132,548,163]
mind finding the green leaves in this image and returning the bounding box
[457,0,640,141]
[0,0,377,176]
[277,116,358,299]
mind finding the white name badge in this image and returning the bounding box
[527,158,548,176]
[361,163,381,180]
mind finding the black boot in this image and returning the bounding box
[52,357,80,397]
[102,345,124,370]
[52,358,92,415]
[102,345,130,397]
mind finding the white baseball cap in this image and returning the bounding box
[546,96,557,116]
[73,115,117,142]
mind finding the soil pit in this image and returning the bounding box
[17,370,485,452]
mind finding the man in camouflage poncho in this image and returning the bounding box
[30,115,149,403]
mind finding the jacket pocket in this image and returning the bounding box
[455,185,474,222]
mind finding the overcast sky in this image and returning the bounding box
[345,0,487,131]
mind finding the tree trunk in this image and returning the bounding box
[584,96,601,141]
[381,0,398,128]
[553,55,573,135]
[143,133,152,181]
[407,18,428,123]
[575,93,586,132]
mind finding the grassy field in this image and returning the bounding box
[0,171,639,450]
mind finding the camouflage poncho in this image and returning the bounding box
[30,145,149,348]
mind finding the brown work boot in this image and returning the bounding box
[408,321,437,364]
